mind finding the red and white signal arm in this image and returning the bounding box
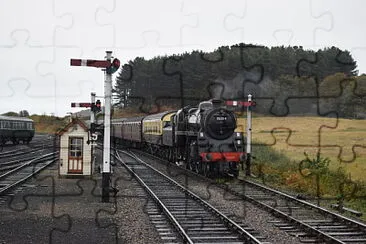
[71,102,92,108]
[70,59,111,68]
[226,100,256,107]
[70,58,120,71]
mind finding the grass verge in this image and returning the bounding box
[244,142,366,221]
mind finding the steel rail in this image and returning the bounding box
[117,150,263,244]
[0,145,54,158]
[0,149,53,168]
[0,152,56,180]
[0,152,58,195]
[115,151,194,244]
[245,179,366,230]
[130,149,365,243]
[224,178,366,243]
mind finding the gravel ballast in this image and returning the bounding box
[132,151,304,244]
[0,161,162,244]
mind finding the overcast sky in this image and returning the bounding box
[1,0,365,116]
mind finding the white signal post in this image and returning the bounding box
[102,51,113,203]
[225,96,255,176]
[246,94,253,176]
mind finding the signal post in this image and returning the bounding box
[71,93,100,175]
[70,51,120,202]
[245,94,253,177]
[226,94,255,176]
[102,51,113,203]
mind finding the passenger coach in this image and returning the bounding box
[0,115,35,145]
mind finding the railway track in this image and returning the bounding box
[225,179,366,243]
[130,149,366,243]
[0,152,58,196]
[0,134,56,158]
[115,150,268,244]
[0,147,55,170]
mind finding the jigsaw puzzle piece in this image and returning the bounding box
[245,75,318,116]
[182,0,247,48]
[114,60,157,114]
[95,167,163,243]
[0,31,53,94]
[0,31,65,114]
[295,46,366,164]
[319,76,365,117]
[51,179,118,243]
[311,1,365,48]
[272,29,294,46]
[53,0,113,51]
[0,0,71,46]
[319,97,366,165]
[120,45,267,116]
[161,45,265,105]
[224,0,333,46]
[252,99,337,161]
[95,0,198,49]
[3,175,72,243]
[1,79,39,114]
[320,122,366,173]
[36,47,99,115]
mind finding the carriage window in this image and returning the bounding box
[69,137,83,157]
[2,121,9,129]
[14,122,24,129]
[26,123,33,129]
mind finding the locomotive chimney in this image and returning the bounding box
[211,99,223,108]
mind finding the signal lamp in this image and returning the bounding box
[106,58,120,74]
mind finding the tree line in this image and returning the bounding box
[2,110,30,117]
[114,43,364,118]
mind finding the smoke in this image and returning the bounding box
[208,70,272,100]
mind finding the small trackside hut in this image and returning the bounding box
[57,118,92,177]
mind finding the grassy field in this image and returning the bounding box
[238,115,366,220]
[248,116,366,181]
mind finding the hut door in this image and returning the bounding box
[68,137,83,173]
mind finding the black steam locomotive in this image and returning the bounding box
[112,99,245,177]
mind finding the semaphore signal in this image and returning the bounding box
[70,59,110,68]
[70,51,119,202]
[71,102,92,108]
[70,58,120,74]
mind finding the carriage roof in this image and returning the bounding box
[0,115,33,122]
[143,111,176,122]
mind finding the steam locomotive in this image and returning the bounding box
[112,99,245,177]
